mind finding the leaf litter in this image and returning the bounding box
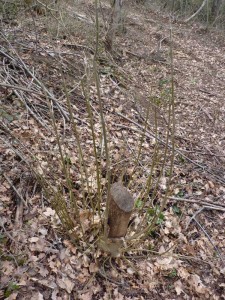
[0,1,225,299]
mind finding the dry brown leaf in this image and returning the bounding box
[51,289,59,300]
[1,261,14,276]
[32,292,44,300]
[174,280,184,295]
[113,288,124,300]
[178,267,190,279]
[89,262,99,273]
[189,274,207,294]
[43,207,56,217]
[56,276,75,294]
[127,267,135,275]
[79,291,93,300]
[38,266,49,277]
[29,237,39,243]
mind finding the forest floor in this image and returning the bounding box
[0,1,225,299]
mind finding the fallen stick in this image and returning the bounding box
[169,196,225,210]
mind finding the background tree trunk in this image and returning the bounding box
[105,0,124,51]
[212,0,222,20]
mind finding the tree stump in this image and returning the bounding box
[108,182,134,238]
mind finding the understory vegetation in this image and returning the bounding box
[0,0,225,299]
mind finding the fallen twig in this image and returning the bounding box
[15,194,24,229]
[0,82,44,96]
[3,174,28,208]
[0,36,69,121]
[0,221,16,243]
[169,196,225,209]
[193,217,225,267]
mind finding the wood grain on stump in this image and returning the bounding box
[108,182,134,238]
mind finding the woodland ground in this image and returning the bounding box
[0,1,225,299]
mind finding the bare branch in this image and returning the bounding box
[185,0,208,23]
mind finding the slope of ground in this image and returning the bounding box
[0,1,225,299]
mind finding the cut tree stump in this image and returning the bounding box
[108,182,134,238]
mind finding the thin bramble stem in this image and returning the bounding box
[143,25,176,237]
[93,0,111,237]
[61,76,91,208]
[47,97,84,235]
[127,26,176,242]
[82,78,102,223]
[93,62,111,237]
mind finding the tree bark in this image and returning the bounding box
[212,0,222,19]
[105,0,124,51]
[107,182,134,238]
